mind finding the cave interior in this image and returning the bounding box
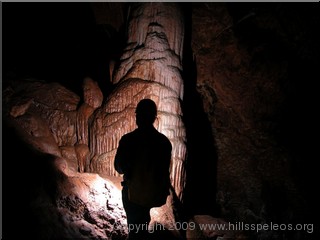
[2,2,319,240]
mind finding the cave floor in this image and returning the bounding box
[99,173,123,190]
[64,157,234,239]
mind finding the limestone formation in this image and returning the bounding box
[75,144,90,173]
[6,79,80,147]
[76,77,103,146]
[90,2,187,200]
[3,79,128,239]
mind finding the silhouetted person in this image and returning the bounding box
[115,99,172,239]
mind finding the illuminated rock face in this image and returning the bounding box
[77,77,103,146]
[3,80,79,156]
[3,77,103,167]
[90,3,187,199]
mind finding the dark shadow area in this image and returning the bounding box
[227,2,320,233]
[148,226,182,240]
[2,3,126,98]
[179,3,219,217]
[2,119,64,239]
[275,55,319,227]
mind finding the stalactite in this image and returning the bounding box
[90,2,187,200]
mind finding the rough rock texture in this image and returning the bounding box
[3,78,102,156]
[188,3,318,239]
[3,77,127,239]
[3,78,79,147]
[90,3,187,200]
[54,169,127,239]
[3,121,127,240]
[186,215,241,239]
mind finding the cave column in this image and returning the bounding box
[90,2,187,200]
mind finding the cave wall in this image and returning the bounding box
[188,2,319,238]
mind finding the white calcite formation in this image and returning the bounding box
[90,3,187,200]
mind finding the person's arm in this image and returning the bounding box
[114,137,126,174]
[160,137,172,189]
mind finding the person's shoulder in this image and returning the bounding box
[157,131,172,147]
[120,129,138,142]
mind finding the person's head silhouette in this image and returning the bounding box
[135,99,157,128]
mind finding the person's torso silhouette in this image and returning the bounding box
[114,99,172,239]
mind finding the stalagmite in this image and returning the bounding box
[90,2,187,200]
[76,77,103,146]
[74,78,103,172]
[75,143,90,173]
